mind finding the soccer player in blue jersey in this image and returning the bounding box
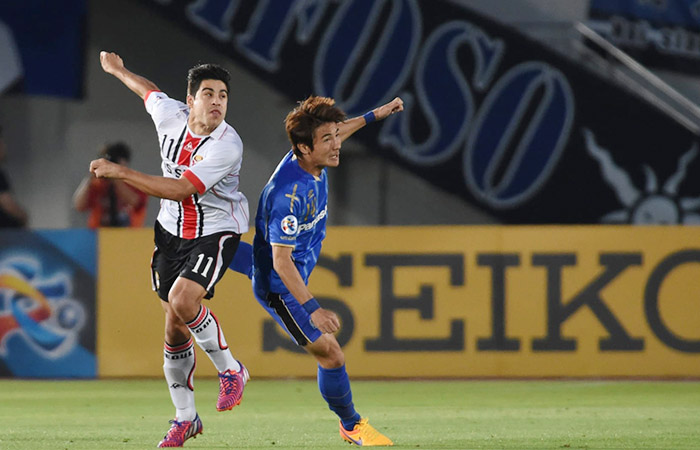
[252,95,403,446]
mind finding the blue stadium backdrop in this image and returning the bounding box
[588,0,700,74]
[0,0,86,98]
[137,0,700,225]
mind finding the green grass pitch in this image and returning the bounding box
[0,378,698,449]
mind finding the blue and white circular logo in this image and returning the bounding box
[281,215,298,235]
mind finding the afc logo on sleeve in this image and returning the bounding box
[281,215,298,235]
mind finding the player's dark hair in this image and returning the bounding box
[100,142,132,164]
[285,96,346,158]
[187,63,231,96]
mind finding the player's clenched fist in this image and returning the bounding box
[100,51,124,75]
[374,97,404,121]
[89,158,121,179]
[311,308,340,334]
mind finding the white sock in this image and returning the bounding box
[186,305,241,373]
[163,339,197,421]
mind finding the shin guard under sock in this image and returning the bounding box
[163,338,197,421]
[186,305,240,373]
[318,364,361,430]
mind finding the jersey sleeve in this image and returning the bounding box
[182,137,241,194]
[267,182,305,248]
[144,90,188,129]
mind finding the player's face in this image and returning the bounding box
[188,79,228,133]
[309,122,341,169]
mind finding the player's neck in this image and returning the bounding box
[297,158,322,177]
[188,117,216,136]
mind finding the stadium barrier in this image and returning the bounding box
[0,229,96,378]
[97,226,700,379]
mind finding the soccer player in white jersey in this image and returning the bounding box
[251,95,403,446]
[91,51,249,448]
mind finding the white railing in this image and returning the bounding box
[574,21,700,134]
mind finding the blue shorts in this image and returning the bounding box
[253,280,321,346]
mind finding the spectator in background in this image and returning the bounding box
[0,125,28,228]
[73,142,148,228]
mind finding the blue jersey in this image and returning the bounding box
[252,150,328,296]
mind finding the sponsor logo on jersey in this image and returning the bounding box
[281,215,298,235]
[193,155,204,164]
[298,206,327,231]
[164,162,186,178]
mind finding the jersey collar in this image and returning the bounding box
[291,152,323,181]
[207,120,229,140]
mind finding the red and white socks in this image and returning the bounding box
[186,305,241,373]
[163,338,197,421]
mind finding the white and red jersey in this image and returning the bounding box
[145,90,249,238]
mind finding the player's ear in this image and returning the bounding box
[298,143,312,156]
[186,94,194,109]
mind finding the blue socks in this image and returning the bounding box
[318,365,361,431]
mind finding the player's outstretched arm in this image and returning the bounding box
[100,51,159,100]
[89,158,196,202]
[338,96,404,142]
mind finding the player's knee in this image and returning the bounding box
[168,291,196,320]
[168,278,206,319]
[317,342,345,368]
[326,352,345,368]
[168,290,184,311]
